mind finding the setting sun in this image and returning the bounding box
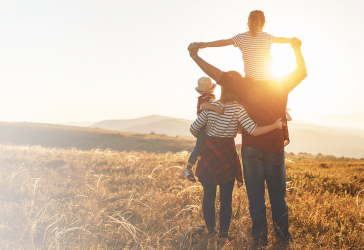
[271,44,296,77]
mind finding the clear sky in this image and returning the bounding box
[1,0,364,127]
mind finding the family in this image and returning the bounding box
[181,10,307,249]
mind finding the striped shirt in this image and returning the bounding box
[190,101,257,138]
[231,31,275,81]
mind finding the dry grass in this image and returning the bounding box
[0,144,364,249]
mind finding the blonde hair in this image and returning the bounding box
[248,10,266,37]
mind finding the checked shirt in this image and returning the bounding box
[195,136,243,186]
[197,93,216,116]
[217,69,307,153]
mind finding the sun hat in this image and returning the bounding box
[195,77,217,94]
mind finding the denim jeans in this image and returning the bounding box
[188,125,206,165]
[242,146,292,246]
[201,179,235,238]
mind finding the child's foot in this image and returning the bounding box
[182,167,196,182]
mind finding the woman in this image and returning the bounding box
[190,86,282,247]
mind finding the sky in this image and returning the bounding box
[1,0,364,128]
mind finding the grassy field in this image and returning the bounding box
[0,144,364,249]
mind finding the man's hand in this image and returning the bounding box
[290,37,302,50]
[275,118,283,130]
[187,42,223,82]
[291,37,306,74]
[188,42,199,58]
[188,42,205,50]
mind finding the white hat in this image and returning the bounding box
[195,77,217,94]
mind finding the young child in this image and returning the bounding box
[197,10,292,81]
[182,77,224,182]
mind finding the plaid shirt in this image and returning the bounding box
[218,69,307,153]
[196,136,243,186]
[197,94,216,116]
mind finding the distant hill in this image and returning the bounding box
[5,115,364,158]
[288,121,364,138]
[90,115,194,137]
[0,122,195,153]
[307,113,364,127]
[288,122,348,135]
[122,119,192,137]
[324,125,364,139]
[89,115,192,132]
[58,121,96,127]
[285,128,364,158]
[86,115,364,158]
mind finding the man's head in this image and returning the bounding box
[196,77,216,95]
[227,71,243,78]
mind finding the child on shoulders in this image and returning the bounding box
[197,10,291,81]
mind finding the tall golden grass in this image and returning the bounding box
[0,144,363,249]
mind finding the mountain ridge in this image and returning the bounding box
[89,115,193,131]
[19,114,364,158]
[0,121,195,153]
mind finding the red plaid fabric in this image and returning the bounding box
[197,94,216,116]
[218,69,307,153]
[195,136,243,186]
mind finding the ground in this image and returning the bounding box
[0,144,363,249]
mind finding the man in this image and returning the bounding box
[188,38,307,248]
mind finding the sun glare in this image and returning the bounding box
[271,45,296,77]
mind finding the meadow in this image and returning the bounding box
[0,144,363,249]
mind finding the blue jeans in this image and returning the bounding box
[188,125,206,165]
[201,179,235,238]
[242,146,292,246]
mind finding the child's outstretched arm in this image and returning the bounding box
[198,39,234,49]
[200,102,224,115]
[251,118,282,136]
[275,37,292,44]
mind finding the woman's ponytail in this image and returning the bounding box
[248,10,266,37]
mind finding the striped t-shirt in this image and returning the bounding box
[190,101,257,138]
[231,31,275,81]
